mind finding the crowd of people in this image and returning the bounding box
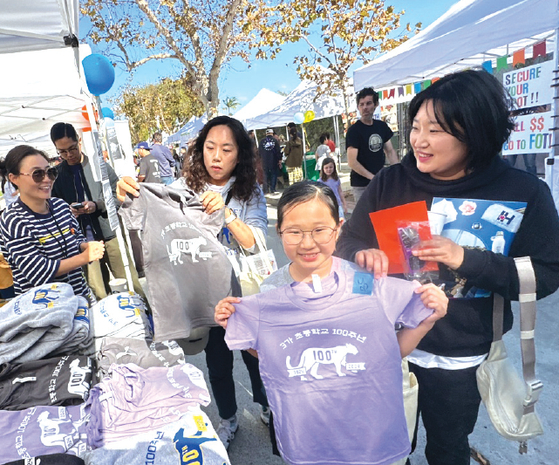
[0,69,557,465]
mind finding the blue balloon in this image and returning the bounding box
[101,107,115,119]
[293,111,305,125]
[82,54,115,96]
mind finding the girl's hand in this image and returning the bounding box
[412,236,464,270]
[414,283,448,325]
[354,248,389,278]
[200,190,225,215]
[215,296,241,329]
[117,176,140,203]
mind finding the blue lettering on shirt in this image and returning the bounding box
[352,273,373,295]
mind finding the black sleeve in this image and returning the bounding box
[456,180,559,300]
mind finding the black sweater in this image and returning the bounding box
[337,153,559,357]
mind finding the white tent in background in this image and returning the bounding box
[167,114,208,147]
[244,80,356,130]
[232,88,286,125]
[353,0,558,90]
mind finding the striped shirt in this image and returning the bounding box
[0,197,88,297]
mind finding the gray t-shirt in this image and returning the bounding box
[138,154,162,183]
[119,183,234,341]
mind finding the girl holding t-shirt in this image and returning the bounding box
[215,181,447,465]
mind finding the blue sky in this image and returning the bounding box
[84,1,458,110]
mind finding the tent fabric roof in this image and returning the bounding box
[0,0,78,54]
[0,45,92,155]
[354,0,559,90]
[245,80,356,130]
[232,88,286,123]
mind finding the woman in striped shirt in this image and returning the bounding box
[0,145,105,301]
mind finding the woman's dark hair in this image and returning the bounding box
[408,70,514,172]
[183,116,258,202]
[288,126,298,139]
[320,158,339,182]
[0,145,50,190]
[276,181,339,231]
[319,134,327,144]
[50,122,79,143]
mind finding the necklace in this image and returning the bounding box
[42,200,69,258]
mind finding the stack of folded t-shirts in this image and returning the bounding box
[0,404,90,463]
[0,283,91,365]
[89,292,152,353]
[83,362,229,464]
[0,355,94,410]
[95,337,186,378]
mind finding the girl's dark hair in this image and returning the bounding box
[320,158,339,181]
[408,69,514,172]
[0,145,50,190]
[50,122,79,143]
[277,181,339,230]
[288,126,298,139]
[183,116,258,202]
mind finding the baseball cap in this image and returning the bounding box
[136,141,151,150]
[266,128,274,135]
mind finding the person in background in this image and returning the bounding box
[259,128,282,194]
[150,132,175,185]
[116,115,269,450]
[136,142,162,184]
[323,132,336,154]
[315,134,337,172]
[49,122,146,302]
[283,126,304,185]
[1,176,19,209]
[318,157,347,219]
[336,70,559,465]
[0,145,104,301]
[346,87,399,203]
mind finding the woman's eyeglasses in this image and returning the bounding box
[280,226,337,245]
[19,167,58,183]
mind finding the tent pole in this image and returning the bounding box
[302,124,308,179]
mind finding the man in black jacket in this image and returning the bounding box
[50,122,146,301]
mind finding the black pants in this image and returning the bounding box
[409,363,482,465]
[204,326,268,419]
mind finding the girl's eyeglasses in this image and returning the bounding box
[19,167,58,183]
[280,226,337,245]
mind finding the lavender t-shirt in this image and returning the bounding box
[225,258,432,465]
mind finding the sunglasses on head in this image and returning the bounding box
[20,167,58,183]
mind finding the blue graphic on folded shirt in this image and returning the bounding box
[431,198,527,298]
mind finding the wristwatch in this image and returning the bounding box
[224,209,237,225]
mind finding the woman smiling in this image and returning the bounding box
[0,145,104,301]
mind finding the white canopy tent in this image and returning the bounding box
[232,88,286,125]
[0,0,79,54]
[244,80,356,130]
[167,114,208,147]
[0,45,93,155]
[353,0,558,90]
[0,0,91,156]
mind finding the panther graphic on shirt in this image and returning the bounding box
[166,237,213,264]
[286,343,360,380]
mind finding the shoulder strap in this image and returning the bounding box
[514,256,543,414]
[493,258,543,414]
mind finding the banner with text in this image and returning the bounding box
[503,112,553,155]
[503,61,553,110]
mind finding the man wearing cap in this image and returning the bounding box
[150,132,175,185]
[136,142,162,184]
[258,129,282,194]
